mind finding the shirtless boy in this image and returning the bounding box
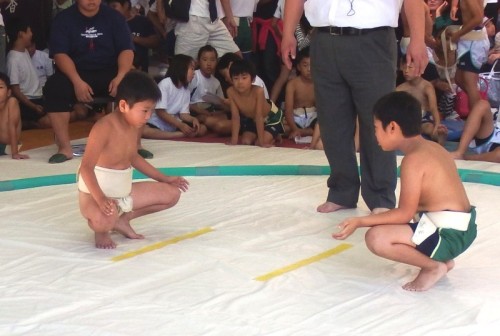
[448,0,488,112]
[78,71,189,249]
[284,47,316,139]
[333,92,476,291]
[396,58,448,145]
[227,59,284,147]
[0,72,29,159]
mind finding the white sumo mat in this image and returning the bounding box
[1,140,500,335]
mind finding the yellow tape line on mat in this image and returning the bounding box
[112,227,214,262]
[254,243,353,281]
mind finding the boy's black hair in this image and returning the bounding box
[166,54,194,88]
[373,91,422,137]
[229,59,256,81]
[295,46,310,65]
[197,45,218,60]
[0,72,11,87]
[6,18,30,49]
[216,52,242,71]
[294,47,310,75]
[115,70,161,106]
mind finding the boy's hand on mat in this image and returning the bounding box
[333,218,359,240]
[166,176,189,192]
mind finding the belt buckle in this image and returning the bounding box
[329,26,341,36]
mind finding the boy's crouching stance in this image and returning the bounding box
[333,91,476,291]
[78,71,189,249]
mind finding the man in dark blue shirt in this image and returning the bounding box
[43,0,134,163]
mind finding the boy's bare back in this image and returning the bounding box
[401,138,470,213]
[228,86,271,120]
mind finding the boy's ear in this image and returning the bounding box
[118,99,128,112]
[388,121,398,133]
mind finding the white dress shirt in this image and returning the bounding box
[304,0,404,28]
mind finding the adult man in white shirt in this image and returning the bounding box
[281,0,428,214]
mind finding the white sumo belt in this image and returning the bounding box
[411,211,471,245]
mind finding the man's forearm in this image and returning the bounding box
[403,0,425,43]
[283,0,304,38]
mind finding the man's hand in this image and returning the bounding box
[74,79,94,103]
[108,76,124,97]
[222,17,238,38]
[406,39,429,75]
[281,34,297,70]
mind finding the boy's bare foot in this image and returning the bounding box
[95,232,117,249]
[450,151,464,160]
[317,201,348,213]
[402,262,448,291]
[371,207,390,215]
[436,126,448,146]
[445,259,455,272]
[114,217,144,240]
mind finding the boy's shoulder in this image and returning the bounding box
[402,138,450,168]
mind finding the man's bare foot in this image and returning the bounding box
[371,207,390,215]
[317,201,348,213]
[95,232,117,249]
[450,151,464,160]
[114,217,144,240]
[402,262,448,291]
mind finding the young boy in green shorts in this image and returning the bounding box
[227,59,284,147]
[333,91,477,291]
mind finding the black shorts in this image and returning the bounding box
[20,98,45,121]
[43,68,117,112]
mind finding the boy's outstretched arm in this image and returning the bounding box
[131,154,189,192]
[333,157,423,240]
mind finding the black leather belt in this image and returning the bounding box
[317,26,390,36]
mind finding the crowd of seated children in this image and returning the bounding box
[5,0,500,166]
[142,54,207,140]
